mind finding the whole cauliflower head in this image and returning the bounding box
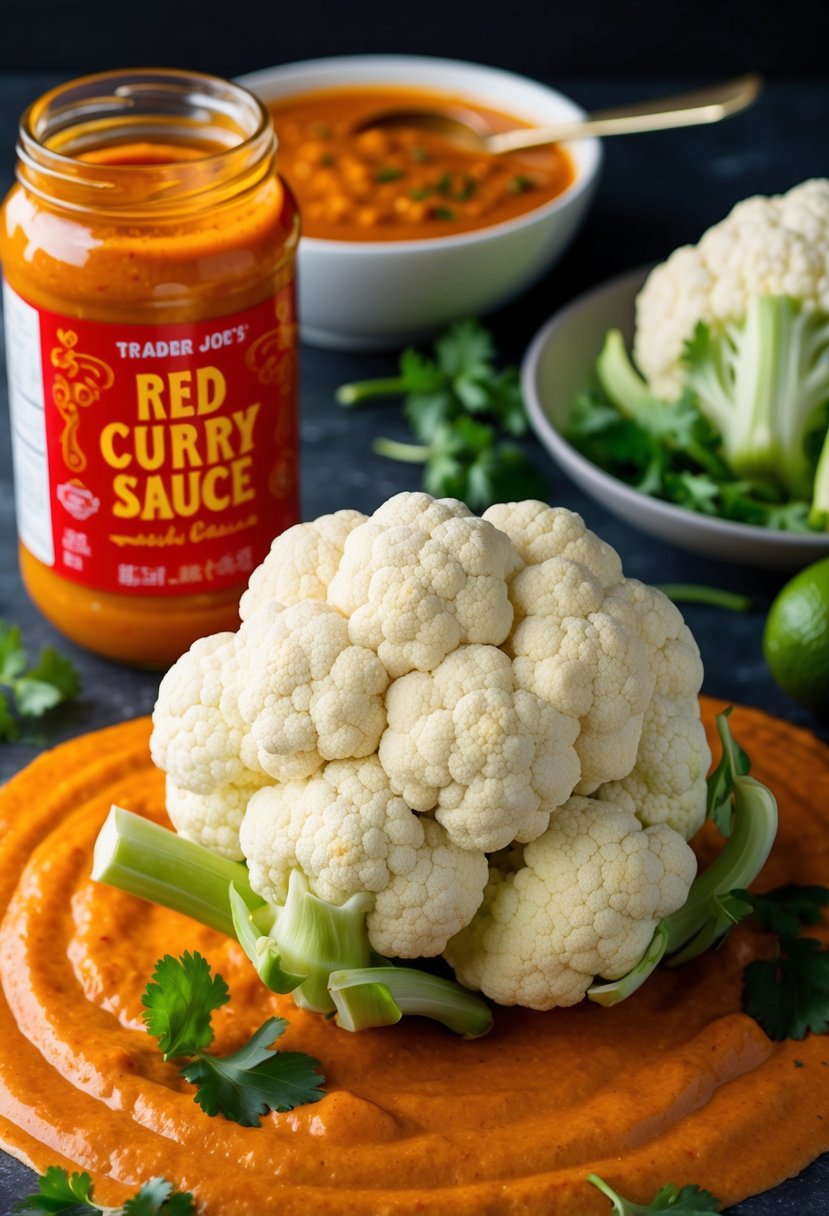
[445,795,697,1010]
[151,493,710,1006]
[635,178,829,398]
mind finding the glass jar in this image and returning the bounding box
[1,69,300,666]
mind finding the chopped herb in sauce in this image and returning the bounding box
[267,87,575,239]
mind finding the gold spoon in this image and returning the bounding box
[354,74,763,155]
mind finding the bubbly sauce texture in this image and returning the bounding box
[0,700,827,1214]
[267,85,575,241]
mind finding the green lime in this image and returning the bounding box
[763,557,829,714]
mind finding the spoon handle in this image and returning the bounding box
[488,73,762,154]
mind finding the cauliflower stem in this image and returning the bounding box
[93,807,493,1038]
[588,712,777,1006]
[683,295,829,498]
[95,712,774,1027]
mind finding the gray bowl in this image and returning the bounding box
[522,268,829,571]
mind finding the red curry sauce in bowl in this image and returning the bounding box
[268,85,576,241]
[239,57,601,349]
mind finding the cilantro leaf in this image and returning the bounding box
[181,1017,326,1127]
[467,443,548,509]
[16,676,68,717]
[733,885,829,937]
[337,319,543,509]
[121,1178,195,1215]
[399,347,443,394]
[567,339,825,533]
[587,1174,722,1214]
[404,389,456,441]
[485,368,529,437]
[15,1167,194,1215]
[731,882,829,1041]
[15,1166,95,1213]
[27,647,81,701]
[0,622,81,736]
[0,622,28,683]
[0,692,19,741]
[143,954,326,1127]
[141,951,229,1059]
[743,935,829,1041]
[434,318,493,377]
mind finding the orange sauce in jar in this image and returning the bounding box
[267,86,575,241]
[1,70,300,666]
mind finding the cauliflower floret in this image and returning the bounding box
[484,504,660,791]
[327,492,522,677]
[150,633,262,795]
[595,585,708,839]
[484,499,623,584]
[166,773,270,861]
[635,178,829,397]
[240,508,366,619]
[379,644,580,851]
[445,795,697,1009]
[235,601,389,781]
[240,756,487,957]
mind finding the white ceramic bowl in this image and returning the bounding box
[522,267,829,571]
[238,56,601,350]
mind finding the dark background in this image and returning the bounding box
[3,0,829,79]
[1,4,829,1215]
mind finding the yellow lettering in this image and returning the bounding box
[112,473,140,518]
[100,422,131,469]
[134,425,166,471]
[169,371,194,418]
[197,366,225,415]
[170,424,203,470]
[170,471,202,517]
[233,403,260,454]
[140,476,174,521]
[231,455,255,505]
[201,465,231,511]
[136,374,166,421]
[203,416,234,464]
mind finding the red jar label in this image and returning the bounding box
[4,283,299,596]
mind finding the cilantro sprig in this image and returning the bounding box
[15,1166,194,1215]
[141,952,326,1126]
[720,885,829,1041]
[587,1174,722,1214]
[336,319,547,510]
[0,621,80,741]
[565,330,819,533]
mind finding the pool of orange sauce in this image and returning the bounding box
[0,699,827,1214]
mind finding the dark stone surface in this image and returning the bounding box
[1,71,828,1216]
